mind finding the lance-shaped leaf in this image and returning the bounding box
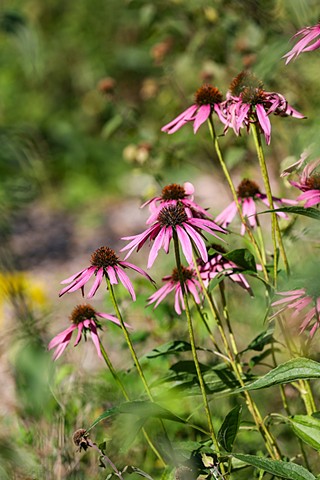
[218,405,242,452]
[288,415,320,451]
[233,453,316,479]
[238,358,320,392]
[241,322,275,353]
[260,206,320,221]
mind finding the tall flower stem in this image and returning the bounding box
[251,123,290,283]
[106,277,153,401]
[192,255,281,459]
[194,302,223,355]
[172,231,224,471]
[207,116,269,283]
[105,277,173,460]
[99,342,167,467]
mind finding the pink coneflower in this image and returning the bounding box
[121,203,227,268]
[289,160,320,208]
[161,84,225,134]
[221,71,305,145]
[59,246,153,300]
[199,244,253,295]
[147,265,202,314]
[215,178,297,235]
[141,182,209,219]
[272,289,320,337]
[48,304,126,360]
[283,23,320,64]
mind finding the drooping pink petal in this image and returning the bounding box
[193,104,211,133]
[87,267,104,298]
[147,226,167,268]
[96,311,132,329]
[256,104,271,144]
[183,223,208,262]
[60,268,88,284]
[176,225,194,264]
[114,265,136,300]
[87,320,102,358]
[161,105,198,134]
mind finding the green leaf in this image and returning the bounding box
[218,405,242,452]
[145,340,193,358]
[242,322,275,353]
[86,401,187,432]
[260,206,320,221]
[207,273,227,292]
[233,453,316,479]
[224,248,257,272]
[238,358,320,392]
[288,415,320,450]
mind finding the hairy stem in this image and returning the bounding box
[251,123,290,283]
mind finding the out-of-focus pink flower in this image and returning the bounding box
[121,203,227,268]
[283,23,320,64]
[271,289,320,337]
[199,244,253,295]
[48,304,127,360]
[147,265,202,314]
[221,71,305,145]
[141,182,209,219]
[289,160,320,208]
[161,84,225,134]
[215,178,296,235]
[59,246,153,300]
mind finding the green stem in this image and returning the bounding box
[194,302,223,355]
[99,342,167,467]
[172,231,224,467]
[207,116,269,283]
[105,277,175,462]
[193,253,281,459]
[106,277,153,401]
[251,123,289,283]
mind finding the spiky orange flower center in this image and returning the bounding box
[158,204,188,227]
[306,174,320,190]
[70,304,96,325]
[195,84,223,106]
[171,266,194,283]
[161,183,186,200]
[90,246,119,268]
[237,178,261,198]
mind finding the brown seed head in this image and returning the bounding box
[90,246,119,268]
[237,178,261,198]
[161,184,186,201]
[306,173,320,190]
[158,204,188,227]
[171,266,194,283]
[229,71,264,99]
[70,304,96,325]
[195,84,223,106]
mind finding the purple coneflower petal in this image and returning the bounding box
[161,105,198,134]
[193,104,211,133]
[87,267,104,298]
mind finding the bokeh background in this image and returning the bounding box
[1,0,320,478]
